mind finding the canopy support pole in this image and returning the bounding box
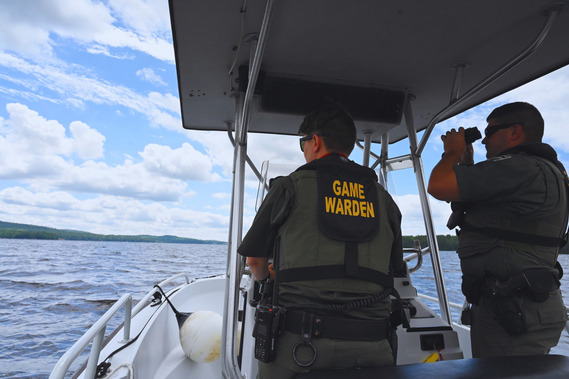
[222,1,277,378]
[416,4,562,156]
[404,94,452,325]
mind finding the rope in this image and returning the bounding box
[325,288,392,312]
[95,287,179,377]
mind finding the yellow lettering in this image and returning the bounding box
[367,202,375,218]
[333,180,341,196]
[341,182,349,197]
[326,180,374,218]
[349,182,358,198]
[336,198,344,215]
[325,197,336,213]
[352,199,360,216]
[344,199,352,215]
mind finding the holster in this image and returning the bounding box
[481,267,561,336]
[484,293,527,336]
[487,268,560,302]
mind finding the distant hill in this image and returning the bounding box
[0,221,225,244]
[2,220,565,253]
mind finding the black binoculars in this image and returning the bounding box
[464,127,482,144]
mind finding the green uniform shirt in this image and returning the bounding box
[454,149,566,279]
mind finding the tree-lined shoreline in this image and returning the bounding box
[0,221,225,244]
[2,220,567,253]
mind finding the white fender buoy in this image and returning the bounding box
[179,310,222,362]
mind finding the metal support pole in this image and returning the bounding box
[416,5,562,156]
[222,1,277,377]
[226,120,267,188]
[84,327,106,379]
[449,62,469,104]
[238,0,276,145]
[378,133,389,187]
[362,130,373,167]
[225,96,243,272]
[222,94,246,378]
[121,296,133,342]
[404,96,452,325]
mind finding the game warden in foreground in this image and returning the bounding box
[238,103,405,378]
[428,102,569,357]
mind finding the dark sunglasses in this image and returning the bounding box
[484,122,521,138]
[299,134,327,152]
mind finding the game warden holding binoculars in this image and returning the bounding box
[428,101,568,358]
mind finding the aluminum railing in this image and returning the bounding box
[50,273,191,379]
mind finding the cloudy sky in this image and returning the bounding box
[1,0,568,242]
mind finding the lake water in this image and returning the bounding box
[1,239,568,378]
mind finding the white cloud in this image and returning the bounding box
[0,187,78,210]
[147,92,180,114]
[0,103,105,178]
[392,193,452,237]
[188,131,305,189]
[108,0,172,36]
[0,104,226,202]
[0,51,180,132]
[69,121,105,159]
[140,143,222,182]
[422,65,569,170]
[137,68,167,86]
[0,188,229,241]
[490,66,569,153]
[0,0,112,59]
[0,0,173,63]
[57,159,189,202]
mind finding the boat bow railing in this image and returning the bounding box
[50,273,191,379]
[404,243,429,274]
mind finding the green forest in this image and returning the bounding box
[0,220,459,247]
[403,234,569,254]
[1,220,567,253]
[0,221,224,244]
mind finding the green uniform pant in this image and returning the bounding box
[471,289,567,357]
[257,331,394,379]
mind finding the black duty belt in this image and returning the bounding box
[460,222,566,248]
[284,309,389,341]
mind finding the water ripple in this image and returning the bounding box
[0,240,567,378]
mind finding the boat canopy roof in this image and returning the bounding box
[169,0,569,143]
